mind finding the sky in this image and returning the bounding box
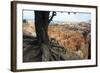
[23,10,91,24]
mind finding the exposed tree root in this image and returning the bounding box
[23,36,81,62]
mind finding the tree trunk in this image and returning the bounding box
[35,11,51,61]
[35,11,50,43]
[34,11,67,61]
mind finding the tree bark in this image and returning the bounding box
[34,11,66,61]
[35,11,50,43]
[35,11,51,61]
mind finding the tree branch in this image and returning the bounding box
[49,11,56,24]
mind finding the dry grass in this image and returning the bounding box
[48,23,90,59]
[23,20,36,37]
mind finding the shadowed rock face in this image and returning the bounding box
[23,21,91,62]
